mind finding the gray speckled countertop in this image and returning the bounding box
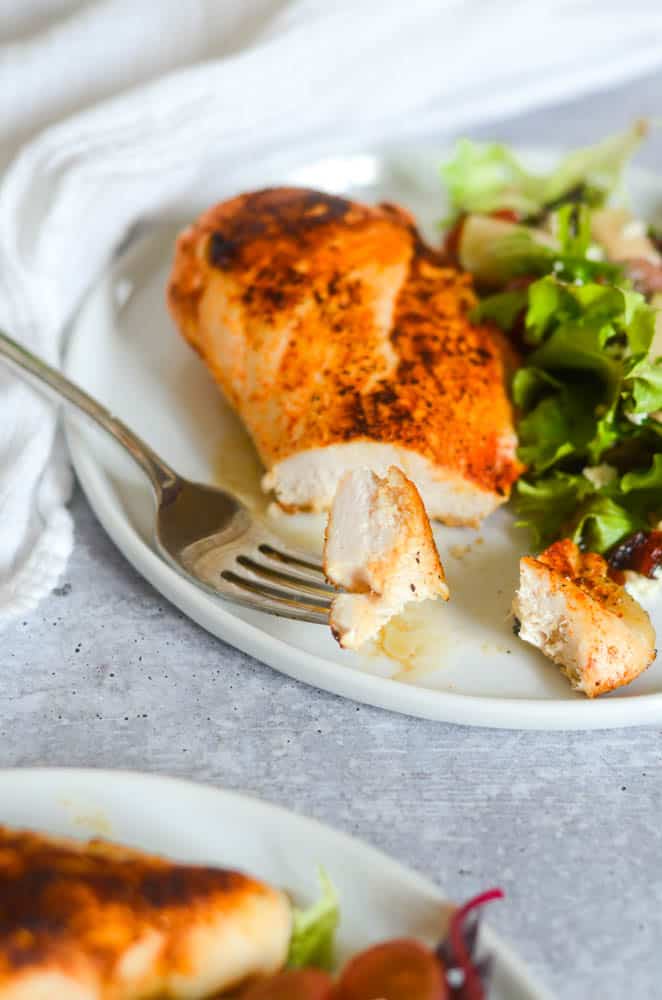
[4,72,662,1000]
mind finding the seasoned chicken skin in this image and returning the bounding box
[168,187,522,525]
[0,826,290,1000]
[513,539,656,697]
[324,466,449,649]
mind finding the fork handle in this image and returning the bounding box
[0,328,177,495]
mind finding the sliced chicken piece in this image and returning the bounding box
[0,825,291,1000]
[323,466,449,649]
[168,188,522,526]
[512,538,656,697]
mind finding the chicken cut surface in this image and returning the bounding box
[0,826,290,1000]
[168,187,522,525]
[324,466,449,649]
[512,539,656,697]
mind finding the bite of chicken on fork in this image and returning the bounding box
[323,466,449,650]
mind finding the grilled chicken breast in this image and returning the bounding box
[168,187,521,525]
[0,826,290,1000]
[513,539,656,697]
[324,466,449,649]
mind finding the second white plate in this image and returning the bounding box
[64,145,662,729]
[0,768,549,999]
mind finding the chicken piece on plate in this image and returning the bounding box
[512,538,656,697]
[0,825,291,1000]
[323,466,449,650]
[168,187,522,526]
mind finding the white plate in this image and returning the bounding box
[64,146,662,730]
[0,767,548,999]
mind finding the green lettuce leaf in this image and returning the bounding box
[511,367,562,410]
[525,278,647,345]
[556,203,592,256]
[472,288,529,330]
[517,463,658,554]
[516,472,593,548]
[521,280,657,461]
[526,319,621,392]
[440,140,543,217]
[440,122,646,219]
[563,459,662,553]
[287,868,339,970]
[619,455,662,524]
[586,403,621,464]
[525,277,570,342]
[550,255,623,285]
[622,356,662,415]
[621,453,662,492]
[517,385,599,473]
[541,121,647,206]
[570,496,639,552]
[569,284,643,327]
[623,303,656,355]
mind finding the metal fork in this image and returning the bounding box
[0,330,334,624]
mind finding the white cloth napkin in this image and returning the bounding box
[1,0,662,628]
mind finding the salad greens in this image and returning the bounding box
[455,202,626,290]
[441,125,662,556]
[441,120,647,220]
[287,867,339,970]
[505,276,661,551]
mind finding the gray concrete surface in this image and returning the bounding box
[4,72,662,999]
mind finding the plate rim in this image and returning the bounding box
[63,149,662,731]
[0,766,552,1000]
[65,417,662,731]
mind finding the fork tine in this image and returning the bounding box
[221,570,331,621]
[220,576,330,624]
[237,555,335,597]
[257,543,325,576]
